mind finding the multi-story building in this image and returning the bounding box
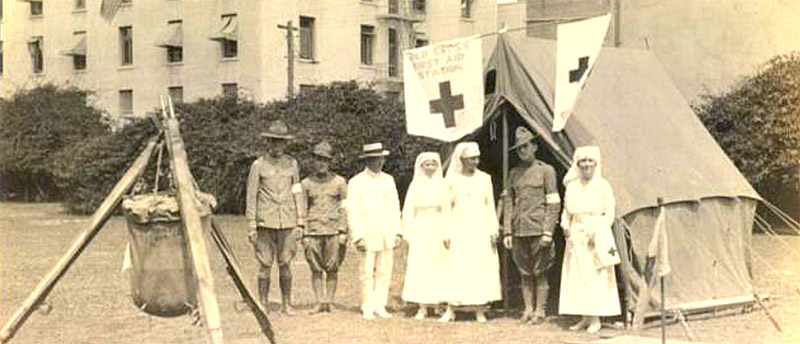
[0,0,497,121]
[498,0,620,45]
[514,0,799,105]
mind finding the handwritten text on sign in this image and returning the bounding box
[406,40,472,81]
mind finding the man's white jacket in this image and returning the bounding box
[347,168,402,251]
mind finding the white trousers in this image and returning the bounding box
[359,249,394,313]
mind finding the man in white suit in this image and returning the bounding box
[347,143,403,320]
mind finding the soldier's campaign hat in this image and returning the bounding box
[259,120,295,140]
[312,141,334,159]
[510,126,538,150]
[359,142,390,159]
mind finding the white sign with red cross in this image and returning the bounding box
[403,36,484,142]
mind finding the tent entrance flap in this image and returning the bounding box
[471,103,572,311]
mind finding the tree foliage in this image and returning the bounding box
[694,53,800,191]
[0,84,109,201]
[63,81,439,214]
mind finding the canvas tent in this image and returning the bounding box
[474,33,761,316]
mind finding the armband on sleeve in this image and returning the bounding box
[291,183,303,194]
[545,193,561,204]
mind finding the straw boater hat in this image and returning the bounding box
[359,142,390,159]
[312,141,334,159]
[510,126,538,150]
[259,120,295,140]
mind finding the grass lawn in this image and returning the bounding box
[1,202,798,344]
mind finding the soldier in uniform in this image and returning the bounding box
[300,141,349,314]
[246,120,305,315]
[502,126,561,325]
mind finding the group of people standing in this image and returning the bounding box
[245,120,621,333]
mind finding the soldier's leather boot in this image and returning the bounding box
[258,276,270,313]
[279,266,294,316]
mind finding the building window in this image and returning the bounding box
[415,38,428,48]
[360,25,374,66]
[461,0,473,19]
[167,46,182,63]
[299,16,315,60]
[168,86,183,104]
[210,14,237,59]
[157,20,183,63]
[74,0,86,10]
[27,36,44,74]
[388,28,398,77]
[222,83,238,98]
[119,89,133,116]
[119,26,133,65]
[413,0,426,13]
[30,0,43,16]
[74,55,87,70]
[66,31,87,71]
[388,0,398,14]
[222,40,237,58]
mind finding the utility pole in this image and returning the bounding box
[277,20,298,114]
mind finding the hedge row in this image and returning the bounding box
[60,81,440,214]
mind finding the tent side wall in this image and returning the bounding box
[623,197,757,309]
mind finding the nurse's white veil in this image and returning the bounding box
[445,142,480,179]
[563,146,602,186]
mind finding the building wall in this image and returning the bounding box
[497,0,527,30]
[616,0,800,103]
[0,0,269,120]
[419,0,498,65]
[519,0,800,103]
[0,0,498,120]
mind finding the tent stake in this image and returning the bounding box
[753,293,782,332]
[676,310,695,341]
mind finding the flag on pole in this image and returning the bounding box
[403,36,483,142]
[645,206,672,282]
[100,0,125,22]
[552,13,611,132]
